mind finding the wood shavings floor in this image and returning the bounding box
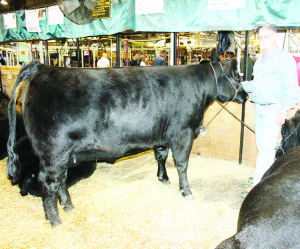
[0,152,254,249]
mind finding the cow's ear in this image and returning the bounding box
[295,109,300,118]
[229,59,238,73]
[287,120,295,130]
[210,48,221,62]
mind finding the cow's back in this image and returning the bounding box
[216,146,300,248]
[23,64,216,161]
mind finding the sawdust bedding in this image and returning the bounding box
[0,152,253,249]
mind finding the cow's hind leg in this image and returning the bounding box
[154,147,170,184]
[58,170,74,212]
[38,161,68,227]
[171,131,193,198]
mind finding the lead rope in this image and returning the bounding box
[209,63,218,95]
[200,63,228,135]
[199,64,230,135]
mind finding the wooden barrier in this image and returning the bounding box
[0,65,22,97]
[192,99,257,167]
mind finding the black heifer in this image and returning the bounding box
[215,145,300,249]
[7,60,248,227]
[275,109,300,159]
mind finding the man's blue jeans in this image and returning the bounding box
[253,103,281,185]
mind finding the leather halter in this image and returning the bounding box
[209,62,241,101]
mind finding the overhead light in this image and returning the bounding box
[0,0,8,5]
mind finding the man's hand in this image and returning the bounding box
[276,112,287,126]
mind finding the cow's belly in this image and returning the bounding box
[72,146,153,163]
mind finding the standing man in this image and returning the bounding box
[65,53,72,67]
[129,52,140,66]
[0,51,7,65]
[97,53,110,68]
[242,23,299,186]
[138,51,143,64]
[152,49,167,66]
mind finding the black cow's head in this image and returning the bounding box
[209,48,248,104]
[275,110,300,159]
[215,59,248,103]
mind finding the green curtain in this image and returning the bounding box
[0,0,299,42]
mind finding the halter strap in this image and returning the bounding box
[218,61,242,101]
[209,63,218,95]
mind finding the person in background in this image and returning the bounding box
[240,50,255,81]
[0,51,7,65]
[53,58,58,67]
[129,52,140,66]
[192,55,198,62]
[152,49,167,66]
[140,54,149,66]
[137,51,144,65]
[97,53,110,68]
[242,23,299,188]
[65,53,72,67]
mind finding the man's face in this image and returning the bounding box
[258,27,276,51]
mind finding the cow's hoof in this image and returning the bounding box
[158,177,170,184]
[181,189,193,199]
[183,194,194,200]
[51,220,62,228]
[47,218,62,228]
[20,190,29,196]
[63,204,74,213]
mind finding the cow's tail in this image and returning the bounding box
[6,60,40,185]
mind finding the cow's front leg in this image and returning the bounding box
[171,131,193,198]
[174,159,192,198]
[58,170,74,212]
[38,165,65,227]
[154,147,170,184]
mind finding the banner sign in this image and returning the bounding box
[92,0,110,19]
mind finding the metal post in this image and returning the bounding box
[88,41,90,67]
[177,35,180,65]
[116,34,120,67]
[170,32,177,66]
[81,50,84,67]
[45,40,49,65]
[239,30,249,165]
[93,50,96,68]
[110,38,113,67]
[126,32,129,67]
[39,41,44,64]
[77,38,80,68]
[0,67,2,92]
